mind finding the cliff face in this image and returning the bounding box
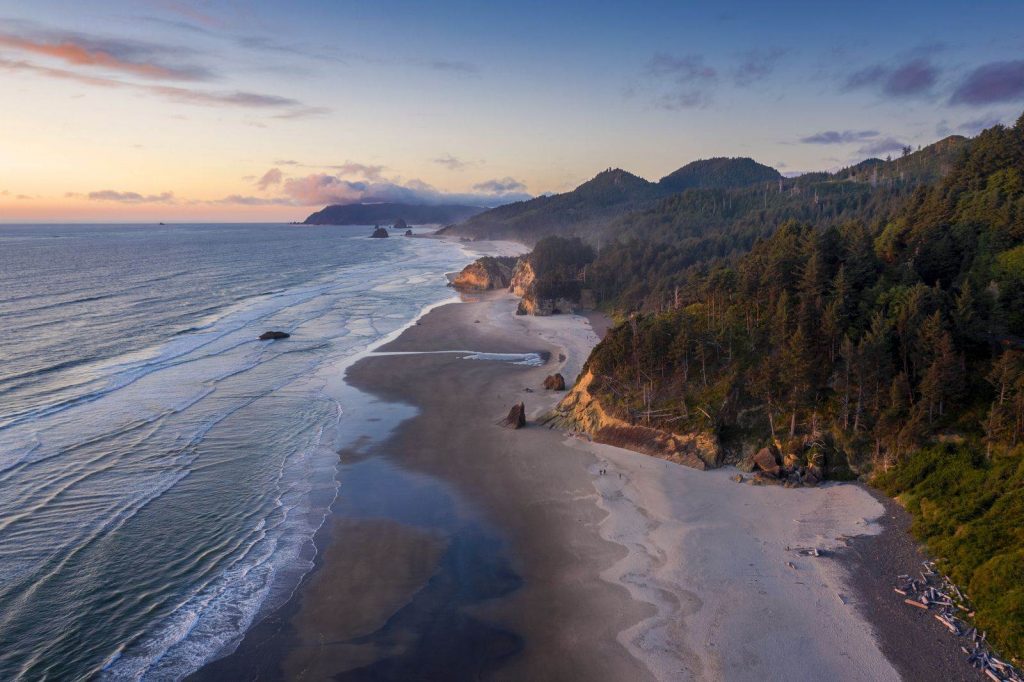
[508,259,535,297]
[450,256,516,291]
[550,370,721,470]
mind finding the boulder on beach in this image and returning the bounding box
[500,402,526,429]
[370,226,389,238]
[753,446,781,477]
[543,373,566,391]
[259,331,290,340]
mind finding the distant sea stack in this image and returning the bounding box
[302,202,485,226]
[370,226,389,238]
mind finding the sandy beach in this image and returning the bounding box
[195,267,979,681]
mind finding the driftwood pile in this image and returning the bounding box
[895,560,1022,681]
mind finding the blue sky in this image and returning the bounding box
[1,0,1023,220]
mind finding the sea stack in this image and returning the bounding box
[370,226,389,238]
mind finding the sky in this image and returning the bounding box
[1,0,1023,222]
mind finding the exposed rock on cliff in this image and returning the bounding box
[450,256,518,291]
[508,258,535,298]
[548,370,720,469]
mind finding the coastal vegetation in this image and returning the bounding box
[481,113,1024,660]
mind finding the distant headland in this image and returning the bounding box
[302,202,485,226]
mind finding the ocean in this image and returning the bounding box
[0,223,469,680]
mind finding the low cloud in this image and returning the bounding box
[472,177,527,193]
[88,190,175,203]
[844,57,939,98]
[278,172,530,207]
[857,137,907,157]
[733,48,786,86]
[644,52,717,109]
[950,60,1024,105]
[958,114,1006,135]
[800,129,880,144]
[0,22,213,81]
[433,154,468,171]
[255,168,283,191]
[211,194,294,206]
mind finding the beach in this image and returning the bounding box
[196,254,978,681]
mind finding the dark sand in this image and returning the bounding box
[843,488,983,681]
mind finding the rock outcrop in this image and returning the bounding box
[500,402,527,429]
[548,370,720,469]
[405,229,413,236]
[370,226,389,238]
[259,331,290,340]
[508,258,535,298]
[450,256,517,291]
[543,373,566,390]
[393,218,408,230]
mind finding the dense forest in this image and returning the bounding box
[545,114,1024,658]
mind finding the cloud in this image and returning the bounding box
[644,52,717,109]
[88,190,175,203]
[255,168,282,191]
[0,22,213,81]
[270,106,331,120]
[278,172,530,207]
[844,57,939,98]
[958,114,1006,135]
[275,159,300,166]
[950,60,1024,106]
[328,163,386,180]
[211,194,294,206]
[433,154,468,171]
[733,48,786,86]
[800,129,880,144]
[857,137,907,157]
[0,56,322,116]
[472,177,527,193]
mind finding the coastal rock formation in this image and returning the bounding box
[501,402,527,429]
[370,226,389,238]
[508,258,535,298]
[259,331,290,340]
[549,370,720,469]
[405,229,413,236]
[450,256,517,291]
[753,446,782,477]
[393,218,408,230]
[516,295,578,316]
[543,373,566,390]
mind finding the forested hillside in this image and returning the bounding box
[442,157,781,243]
[571,114,1024,658]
